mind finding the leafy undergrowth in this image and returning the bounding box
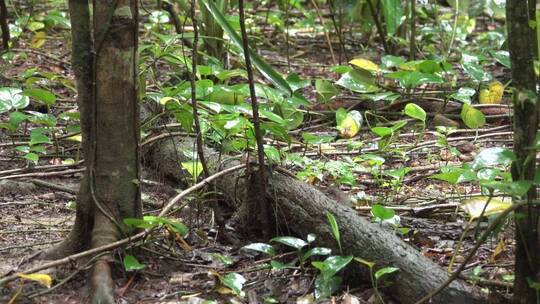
[0,0,518,303]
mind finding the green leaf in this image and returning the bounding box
[460,104,486,129]
[404,103,426,122]
[123,255,146,271]
[450,87,476,104]
[381,55,406,69]
[264,145,281,163]
[181,161,204,179]
[0,87,30,113]
[480,180,532,197]
[371,204,395,220]
[315,79,339,102]
[30,129,51,146]
[326,212,341,251]
[242,243,276,256]
[490,50,511,68]
[271,236,308,250]
[371,126,393,137]
[386,71,443,88]
[23,88,56,106]
[381,0,404,36]
[311,255,353,280]
[472,147,516,170]
[314,275,341,299]
[211,253,234,266]
[336,70,379,93]
[199,0,292,95]
[374,267,399,281]
[24,152,39,164]
[303,247,332,261]
[461,62,492,83]
[220,273,246,296]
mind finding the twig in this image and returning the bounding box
[0,164,247,286]
[0,168,85,180]
[414,202,523,304]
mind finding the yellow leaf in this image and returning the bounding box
[479,81,504,104]
[66,134,82,142]
[490,238,506,262]
[16,273,53,288]
[30,32,47,49]
[339,116,359,138]
[215,286,233,295]
[349,58,379,72]
[460,196,512,219]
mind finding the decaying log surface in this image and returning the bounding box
[144,137,487,304]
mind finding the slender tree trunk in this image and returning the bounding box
[507,1,540,303]
[44,1,141,303]
[0,0,10,50]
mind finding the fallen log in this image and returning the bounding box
[144,137,487,304]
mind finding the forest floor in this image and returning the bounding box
[0,4,516,304]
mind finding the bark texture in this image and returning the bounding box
[145,137,487,304]
[507,1,540,303]
[0,0,9,50]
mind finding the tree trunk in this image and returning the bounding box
[507,1,540,303]
[0,0,10,50]
[144,137,487,304]
[44,1,141,303]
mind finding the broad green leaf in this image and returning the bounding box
[450,87,476,104]
[404,103,426,122]
[24,152,39,164]
[199,0,292,95]
[123,255,146,271]
[371,204,395,220]
[23,88,56,106]
[242,243,276,256]
[271,236,308,250]
[336,70,379,93]
[490,50,511,68]
[461,62,492,83]
[0,87,30,113]
[264,145,281,163]
[460,104,485,129]
[315,79,339,102]
[314,275,341,299]
[472,147,516,170]
[386,71,443,88]
[220,273,246,296]
[16,273,52,288]
[480,180,532,197]
[371,126,393,137]
[381,55,406,69]
[303,247,332,261]
[311,255,353,280]
[460,196,512,219]
[381,0,404,36]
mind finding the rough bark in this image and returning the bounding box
[43,0,95,259]
[0,0,9,50]
[144,137,487,304]
[507,1,540,303]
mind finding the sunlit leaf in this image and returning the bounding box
[460,104,485,129]
[123,255,146,271]
[460,196,512,219]
[479,81,504,104]
[17,273,53,288]
[349,58,379,72]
